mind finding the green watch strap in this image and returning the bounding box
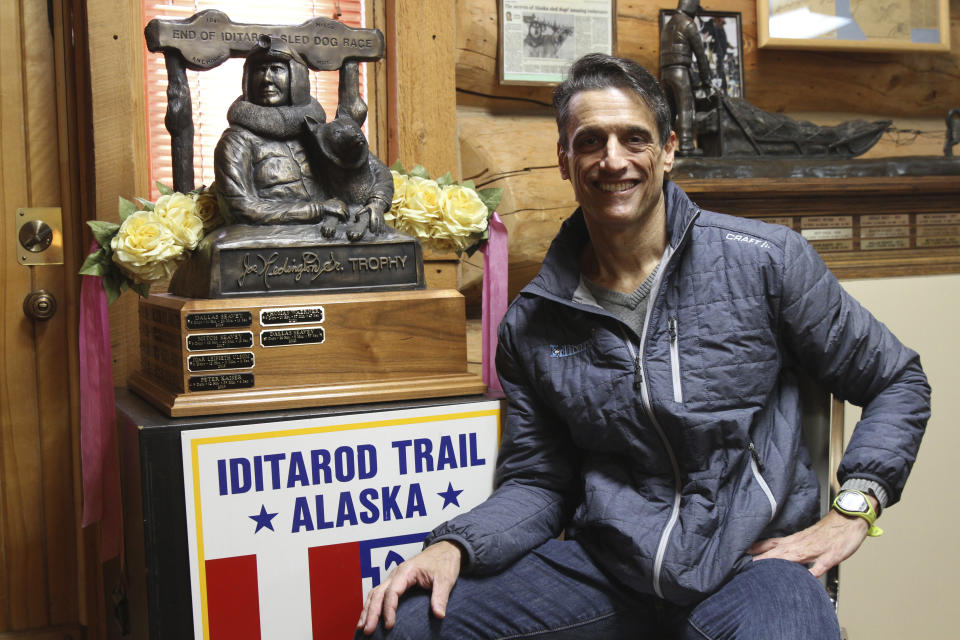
[833,489,884,537]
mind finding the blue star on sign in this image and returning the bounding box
[250,505,278,533]
[437,482,463,509]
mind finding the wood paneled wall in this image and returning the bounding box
[0,0,91,637]
[456,0,960,116]
[455,0,960,305]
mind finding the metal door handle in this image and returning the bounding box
[23,289,57,321]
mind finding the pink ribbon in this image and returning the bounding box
[79,244,123,560]
[480,212,508,393]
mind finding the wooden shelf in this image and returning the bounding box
[673,173,960,280]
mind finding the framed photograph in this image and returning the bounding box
[659,10,745,99]
[757,0,951,52]
[499,0,617,86]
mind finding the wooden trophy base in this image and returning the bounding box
[131,289,486,417]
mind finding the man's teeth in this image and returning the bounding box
[597,182,634,192]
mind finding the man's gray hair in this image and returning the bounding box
[553,53,672,148]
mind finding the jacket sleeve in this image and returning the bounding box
[214,128,320,225]
[778,231,930,506]
[424,309,582,574]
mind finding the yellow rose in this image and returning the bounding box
[439,184,489,248]
[195,187,224,233]
[110,210,185,283]
[153,192,204,250]
[390,171,409,210]
[403,177,443,219]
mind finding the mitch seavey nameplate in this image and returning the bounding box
[187,331,255,351]
[187,352,255,372]
[260,306,324,325]
[260,327,325,347]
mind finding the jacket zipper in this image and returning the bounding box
[544,207,701,599]
[668,316,682,403]
[747,441,777,522]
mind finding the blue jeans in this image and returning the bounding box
[356,539,841,639]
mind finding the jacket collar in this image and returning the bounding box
[523,181,699,302]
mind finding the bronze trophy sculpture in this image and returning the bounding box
[660,0,714,156]
[134,11,484,417]
[659,0,889,161]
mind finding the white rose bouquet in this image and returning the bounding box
[386,163,502,256]
[79,182,222,302]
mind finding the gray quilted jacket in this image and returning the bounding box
[427,182,930,605]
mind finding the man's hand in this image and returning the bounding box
[356,540,463,636]
[748,496,878,578]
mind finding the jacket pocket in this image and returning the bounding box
[748,441,777,522]
[669,316,683,403]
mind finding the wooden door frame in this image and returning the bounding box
[0,0,101,637]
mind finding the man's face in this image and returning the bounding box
[250,60,290,106]
[557,87,676,231]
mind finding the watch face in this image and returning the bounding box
[837,491,868,513]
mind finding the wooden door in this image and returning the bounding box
[0,1,96,638]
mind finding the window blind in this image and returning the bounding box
[143,1,366,199]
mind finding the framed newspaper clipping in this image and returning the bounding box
[499,0,617,85]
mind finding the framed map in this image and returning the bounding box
[757,0,951,51]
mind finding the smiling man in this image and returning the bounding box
[356,54,929,639]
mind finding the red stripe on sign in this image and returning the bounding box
[308,543,363,639]
[206,555,261,640]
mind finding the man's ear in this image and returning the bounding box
[662,131,677,173]
[557,141,569,180]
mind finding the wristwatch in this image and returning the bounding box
[832,489,883,537]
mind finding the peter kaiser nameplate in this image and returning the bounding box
[188,373,255,392]
[181,401,499,639]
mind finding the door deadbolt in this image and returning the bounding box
[23,290,57,321]
[19,220,54,252]
[16,208,63,265]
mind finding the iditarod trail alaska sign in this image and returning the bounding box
[181,401,500,639]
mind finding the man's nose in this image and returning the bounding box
[599,137,627,171]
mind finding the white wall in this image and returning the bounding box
[837,274,960,638]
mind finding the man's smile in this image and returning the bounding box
[595,180,639,193]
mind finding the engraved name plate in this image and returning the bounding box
[186,311,253,330]
[861,226,909,239]
[260,326,325,347]
[187,331,254,351]
[187,352,255,372]
[801,216,853,229]
[188,373,255,392]
[862,238,910,251]
[801,228,853,241]
[809,239,854,252]
[222,243,421,295]
[260,306,325,325]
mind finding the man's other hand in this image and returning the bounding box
[748,495,878,577]
[356,540,463,636]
